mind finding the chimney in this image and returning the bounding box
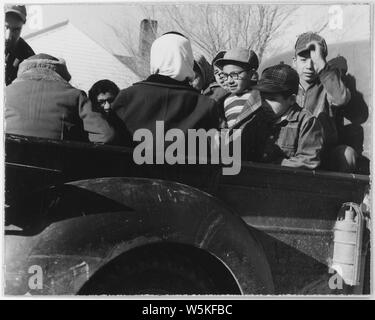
[139,19,158,59]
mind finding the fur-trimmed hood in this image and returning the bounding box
[16,54,71,82]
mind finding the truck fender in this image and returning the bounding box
[5,177,274,295]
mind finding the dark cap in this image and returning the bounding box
[214,48,259,70]
[5,4,27,23]
[212,50,226,65]
[295,32,328,57]
[253,64,299,95]
[162,31,188,39]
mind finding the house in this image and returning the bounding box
[24,20,142,92]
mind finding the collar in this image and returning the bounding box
[230,90,266,129]
[135,74,196,91]
[233,90,261,123]
[299,76,321,92]
[17,58,71,81]
[274,103,301,124]
[275,113,289,124]
[15,67,68,83]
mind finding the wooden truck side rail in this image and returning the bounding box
[4,134,370,294]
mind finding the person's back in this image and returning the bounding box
[112,32,220,145]
[5,54,115,143]
[115,75,218,138]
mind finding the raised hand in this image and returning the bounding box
[306,40,327,73]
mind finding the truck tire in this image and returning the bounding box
[78,243,241,295]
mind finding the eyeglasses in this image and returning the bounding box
[216,70,248,81]
[98,98,115,105]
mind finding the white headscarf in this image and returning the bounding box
[150,33,195,82]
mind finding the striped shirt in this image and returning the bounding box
[224,90,260,128]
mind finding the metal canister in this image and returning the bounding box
[331,202,364,286]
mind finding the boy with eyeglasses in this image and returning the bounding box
[214,48,260,129]
[203,51,229,101]
[201,51,230,129]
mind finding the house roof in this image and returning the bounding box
[113,55,144,78]
[24,20,70,40]
[24,20,141,91]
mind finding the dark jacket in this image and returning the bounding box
[203,83,230,128]
[5,37,35,86]
[194,54,215,92]
[230,102,272,162]
[112,74,220,146]
[239,103,324,169]
[296,63,350,147]
[5,58,115,143]
[203,83,229,104]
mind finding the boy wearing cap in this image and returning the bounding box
[244,63,324,169]
[293,32,356,172]
[214,48,260,129]
[5,5,35,85]
[202,51,229,103]
[200,51,230,129]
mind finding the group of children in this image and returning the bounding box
[5,25,355,173]
[190,32,356,172]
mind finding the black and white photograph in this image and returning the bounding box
[2,0,372,301]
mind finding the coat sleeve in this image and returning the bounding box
[237,111,271,162]
[281,115,324,169]
[319,64,351,107]
[207,99,222,130]
[78,92,116,143]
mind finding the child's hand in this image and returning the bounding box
[306,40,327,74]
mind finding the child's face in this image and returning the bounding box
[261,92,295,118]
[213,65,226,88]
[293,51,317,84]
[96,91,117,113]
[222,64,252,95]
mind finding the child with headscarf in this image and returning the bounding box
[111,32,220,148]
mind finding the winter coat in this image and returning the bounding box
[296,63,351,147]
[112,74,220,147]
[238,103,324,169]
[5,56,115,143]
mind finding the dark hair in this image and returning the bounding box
[193,61,201,73]
[260,90,295,100]
[279,90,295,99]
[5,11,24,23]
[88,79,120,103]
[162,31,188,39]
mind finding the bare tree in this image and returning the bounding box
[144,4,297,62]
[107,4,298,77]
[105,17,158,79]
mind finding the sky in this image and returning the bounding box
[21,3,371,60]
